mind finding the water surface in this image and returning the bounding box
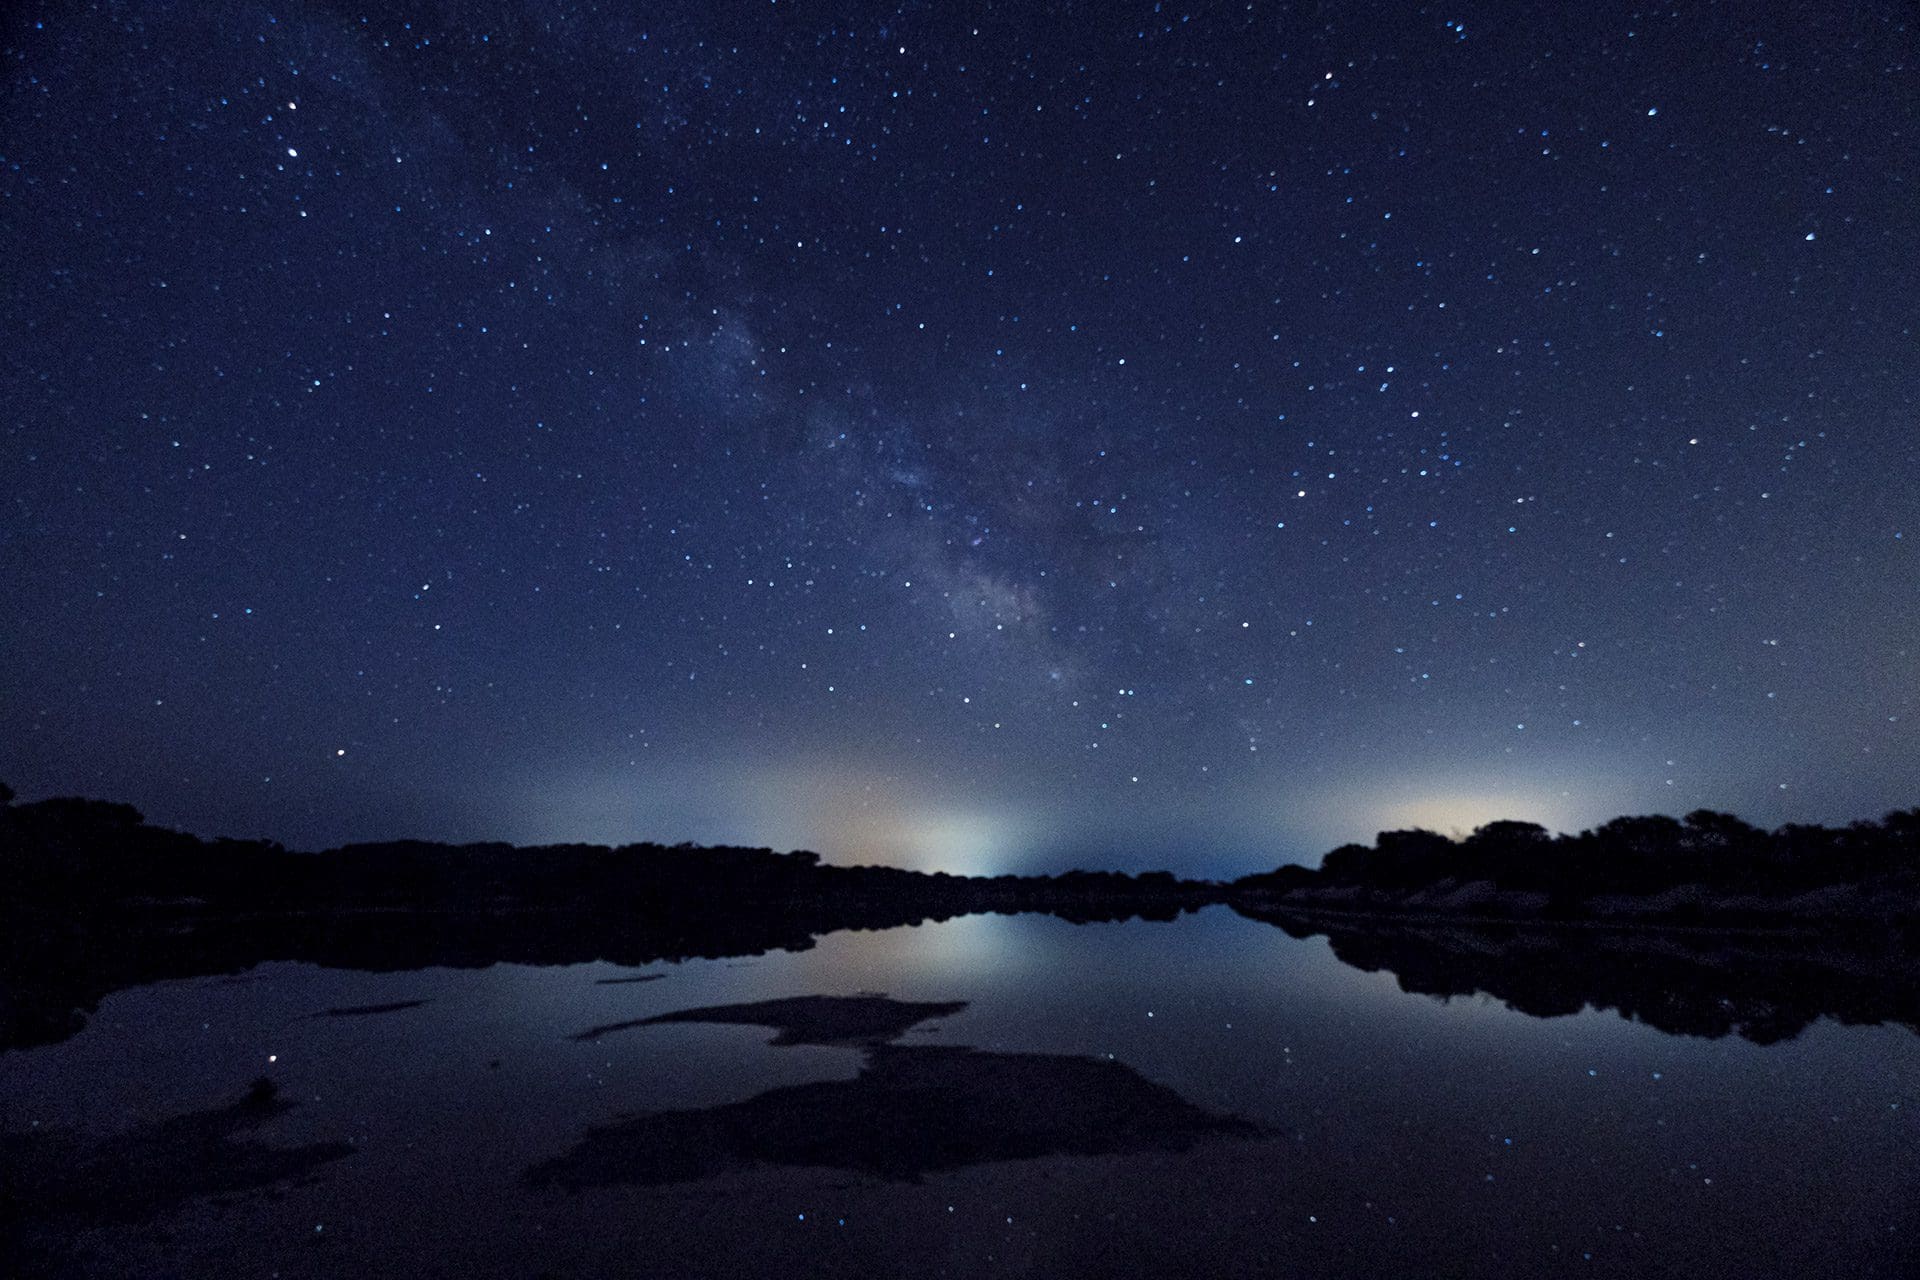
[4,906,1914,1277]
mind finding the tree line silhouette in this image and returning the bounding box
[0,783,1211,1053]
[6,784,1915,924]
[0,784,1201,916]
[4,783,1917,1054]
[1233,808,1920,919]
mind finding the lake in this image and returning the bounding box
[4,905,1915,1277]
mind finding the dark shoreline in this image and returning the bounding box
[4,788,1917,1052]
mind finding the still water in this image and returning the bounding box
[4,906,1915,1277]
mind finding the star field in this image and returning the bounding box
[2,1,1915,873]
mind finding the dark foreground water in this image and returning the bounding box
[4,906,1915,1277]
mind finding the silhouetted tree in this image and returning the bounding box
[1681,809,1762,849]
[1590,814,1684,857]
[1238,803,1920,921]
[1317,843,1376,880]
[1367,829,1456,887]
[1456,820,1556,891]
[1468,819,1550,846]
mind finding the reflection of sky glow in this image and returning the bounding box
[796,912,1037,994]
[13,910,1916,1279]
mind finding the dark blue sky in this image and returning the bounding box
[3,1,1914,874]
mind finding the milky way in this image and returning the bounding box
[3,3,1914,872]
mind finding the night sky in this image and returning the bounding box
[3,2,1914,875]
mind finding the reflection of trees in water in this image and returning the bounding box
[0,891,1203,1055]
[0,784,1213,1054]
[1244,908,1920,1044]
[6,789,1918,1055]
[10,898,1918,1056]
